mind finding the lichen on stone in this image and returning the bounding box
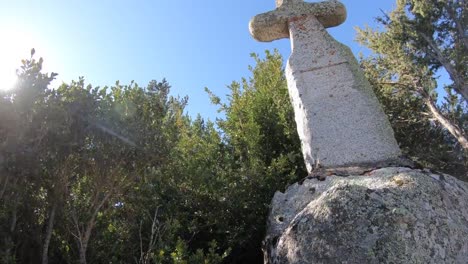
[264,167,468,263]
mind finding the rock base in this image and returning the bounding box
[264,167,468,264]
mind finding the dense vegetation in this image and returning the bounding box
[0,50,305,264]
[0,0,466,263]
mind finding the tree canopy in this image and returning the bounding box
[356,0,467,177]
[0,49,306,264]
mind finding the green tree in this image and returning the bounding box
[0,50,58,263]
[206,50,306,262]
[356,0,467,177]
[0,52,306,263]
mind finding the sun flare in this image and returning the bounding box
[0,64,17,91]
[0,27,43,91]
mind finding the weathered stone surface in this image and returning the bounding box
[286,15,402,172]
[250,1,402,172]
[249,0,346,42]
[264,167,468,263]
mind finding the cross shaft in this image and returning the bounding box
[249,1,403,171]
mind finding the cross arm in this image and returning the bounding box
[249,0,347,42]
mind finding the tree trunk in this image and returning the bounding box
[3,198,18,262]
[42,204,57,264]
[0,174,9,200]
[77,191,112,264]
[79,219,97,264]
[424,97,468,150]
[79,244,87,264]
[419,32,468,103]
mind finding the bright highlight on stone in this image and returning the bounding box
[249,0,402,173]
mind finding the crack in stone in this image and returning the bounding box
[297,60,348,74]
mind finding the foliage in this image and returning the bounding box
[205,50,306,262]
[0,49,304,263]
[356,0,467,178]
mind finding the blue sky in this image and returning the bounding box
[0,0,396,120]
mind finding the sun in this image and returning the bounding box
[0,61,18,91]
[0,27,39,91]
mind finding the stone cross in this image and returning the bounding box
[249,0,402,173]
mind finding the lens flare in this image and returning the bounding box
[0,27,45,91]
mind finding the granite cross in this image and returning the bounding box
[249,0,402,173]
